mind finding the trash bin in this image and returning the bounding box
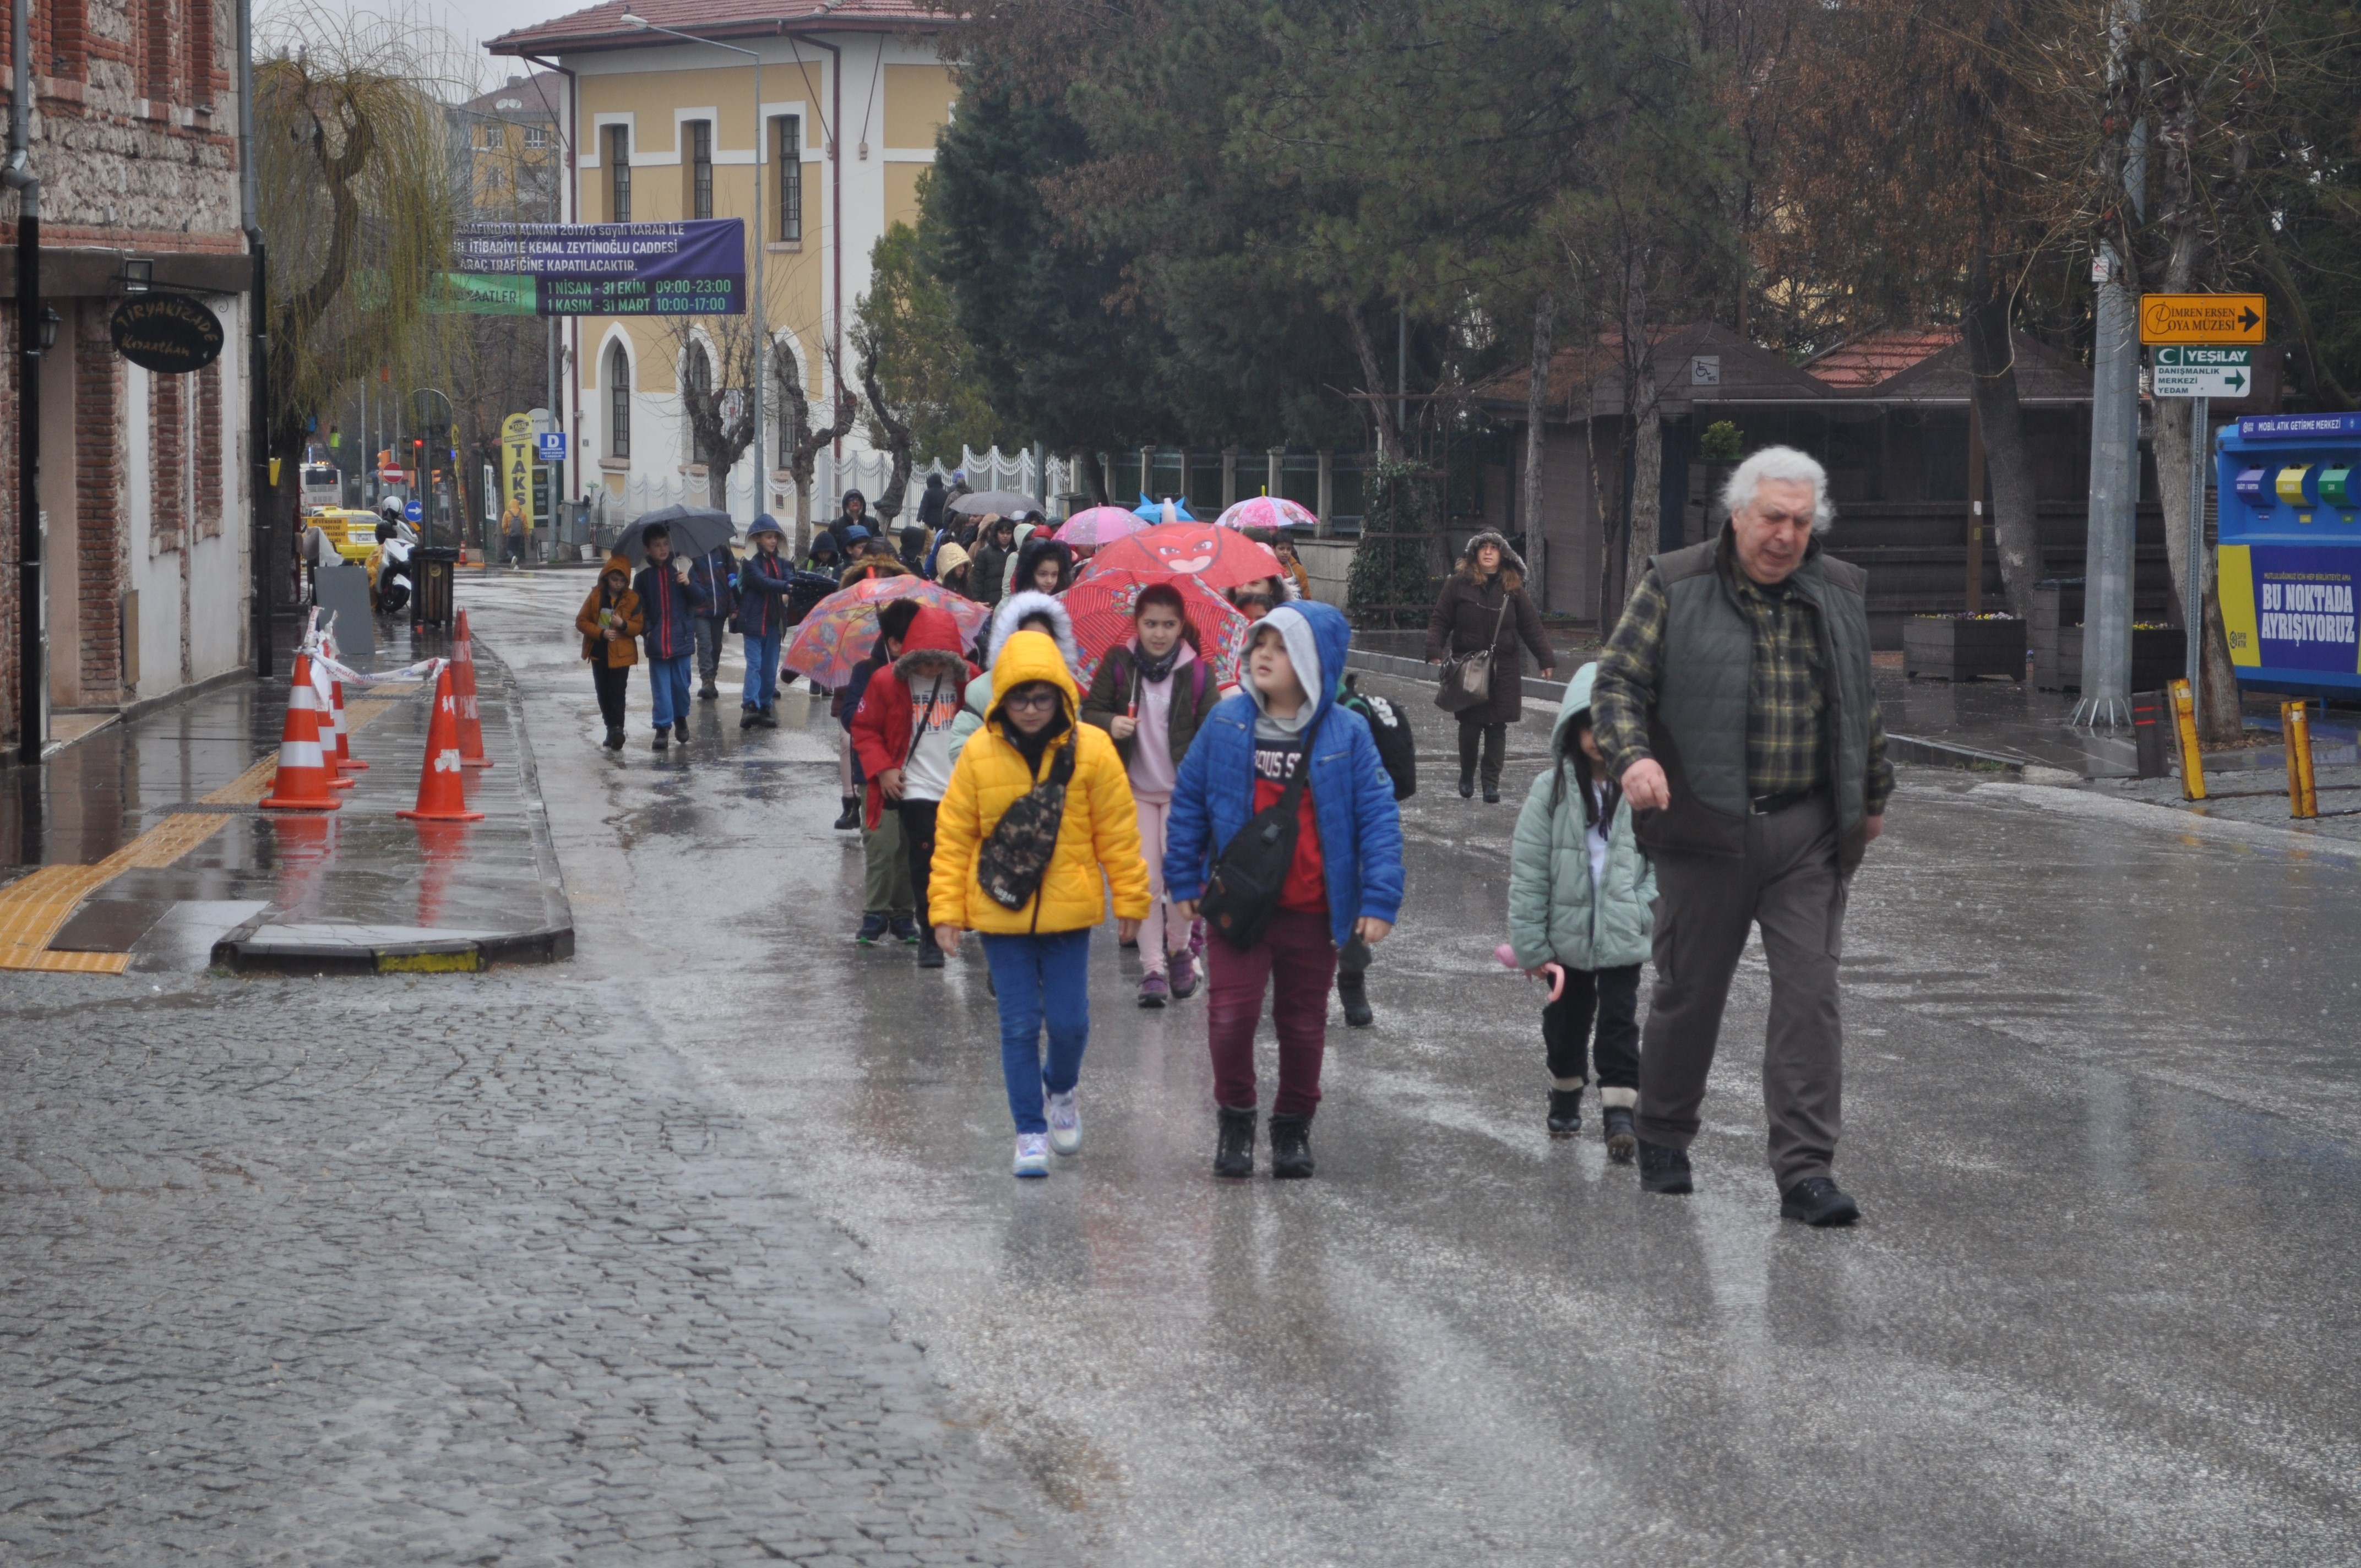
[412,545,459,629]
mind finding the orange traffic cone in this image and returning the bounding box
[259,654,344,812]
[321,676,358,787]
[449,608,492,768]
[329,677,368,775]
[399,665,486,823]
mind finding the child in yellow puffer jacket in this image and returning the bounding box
[930,628,1152,1178]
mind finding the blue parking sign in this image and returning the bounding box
[536,433,568,463]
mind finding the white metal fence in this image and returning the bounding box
[596,444,1079,548]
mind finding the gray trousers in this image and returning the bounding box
[692,615,729,682]
[1636,793,1847,1190]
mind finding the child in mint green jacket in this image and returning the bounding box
[1508,662,1656,1161]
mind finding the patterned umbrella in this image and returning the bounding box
[1060,569,1249,690]
[1215,496,1318,532]
[783,576,991,687]
[1051,506,1152,548]
[1080,522,1283,592]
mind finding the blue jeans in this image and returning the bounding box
[648,655,693,729]
[982,929,1092,1135]
[742,628,782,708]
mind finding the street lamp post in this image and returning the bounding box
[622,14,763,523]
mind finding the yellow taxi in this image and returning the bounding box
[310,508,383,564]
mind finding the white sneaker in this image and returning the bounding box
[1045,1091,1082,1156]
[1013,1133,1050,1178]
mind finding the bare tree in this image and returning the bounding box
[775,340,862,552]
[662,317,759,510]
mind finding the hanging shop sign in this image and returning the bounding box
[442,220,746,317]
[109,295,225,374]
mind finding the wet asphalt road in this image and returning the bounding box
[473,570,2361,1566]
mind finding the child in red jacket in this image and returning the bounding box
[851,602,979,970]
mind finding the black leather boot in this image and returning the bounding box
[1214,1106,1256,1179]
[1268,1112,1315,1179]
[1637,1139,1694,1195]
[831,795,861,830]
[1547,1088,1583,1138]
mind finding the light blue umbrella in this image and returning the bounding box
[1133,494,1196,522]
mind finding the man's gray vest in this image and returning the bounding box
[1640,531,1878,873]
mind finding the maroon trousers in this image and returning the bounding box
[1206,907,1339,1118]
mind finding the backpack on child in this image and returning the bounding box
[1339,674,1416,801]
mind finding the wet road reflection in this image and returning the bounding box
[473,572,2361,1567]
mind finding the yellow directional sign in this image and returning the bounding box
[2141,293,2266,345]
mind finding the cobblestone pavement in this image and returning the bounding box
[0,968,1068,1566]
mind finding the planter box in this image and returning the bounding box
[2053,625,2187,693]
[2032,579,2085,690]
[1904,616,2027,682]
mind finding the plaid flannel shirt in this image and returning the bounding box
[1591,559,1893,816]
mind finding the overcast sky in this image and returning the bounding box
[258,0,597,92]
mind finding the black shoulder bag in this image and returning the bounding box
[1200,710,1323,951]
[976,737,1078,910]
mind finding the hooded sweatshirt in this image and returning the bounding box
[1165,600,1406,949]
[1244,606,1330,911]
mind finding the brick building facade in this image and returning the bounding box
[0,0,249,754]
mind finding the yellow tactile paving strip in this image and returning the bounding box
[0,814,231,973]
[198,698,405,806]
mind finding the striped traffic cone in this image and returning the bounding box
[258,655,344,812]
[329,677,367,776]
[398,665,486,823]
[449,609,491,769]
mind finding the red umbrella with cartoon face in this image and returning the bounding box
[1080,522,1282,592]
[1059,568,1250,689]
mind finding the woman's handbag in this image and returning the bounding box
[1434,594,1511,714]
[976,739,1079,910]
[1200,711,1324,950]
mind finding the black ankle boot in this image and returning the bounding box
[1458,769,1476,799]
[1546,1088,1583,1137]
[1601,1104,1638,1164]
[831,795,860,830]
[1268,1112,1315,1179]
[1214,1105,1256,1179]
[1335,971,1374,1028]
[1637,1138,1693,1194]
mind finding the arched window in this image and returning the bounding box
[606,341,631,460]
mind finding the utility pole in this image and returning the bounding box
[2075,243,2139,728]
[238,0,271,678]
[7,0,43,764]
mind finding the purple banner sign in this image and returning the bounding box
[455,220,746,317]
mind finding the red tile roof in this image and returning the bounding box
[1803,329,1960,390]
[489,0,954,55]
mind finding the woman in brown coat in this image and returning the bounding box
[1426,530,1553,802]
[576,553,645,751]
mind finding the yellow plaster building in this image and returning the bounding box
[488,0,958,526]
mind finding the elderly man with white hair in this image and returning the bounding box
[1590,444,1891,1226]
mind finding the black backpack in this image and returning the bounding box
[1340,675,1416,801]
[1200,710,1323,951]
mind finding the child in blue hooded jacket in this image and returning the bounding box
[1166,601,1404,1180]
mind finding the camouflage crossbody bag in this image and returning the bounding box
[976,739,1078,910]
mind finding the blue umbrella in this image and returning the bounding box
[1133,493,1196,522]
